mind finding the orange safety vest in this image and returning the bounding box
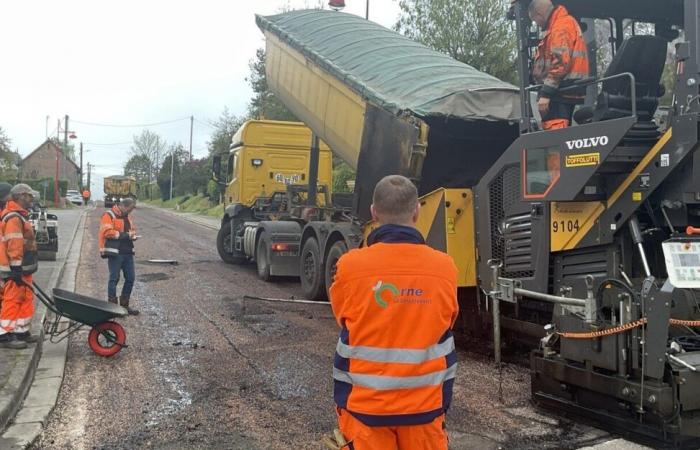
[532,5,590,100]
[329,232,459,426]
[0,201,38,277]
[98,205,134,257]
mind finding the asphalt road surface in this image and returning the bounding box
[31,206,636,450]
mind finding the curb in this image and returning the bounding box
[0,207,90,448]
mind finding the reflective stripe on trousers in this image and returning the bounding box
[333,365,457,391]
[336,336,455,364]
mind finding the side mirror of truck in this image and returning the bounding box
[212,155,222,183]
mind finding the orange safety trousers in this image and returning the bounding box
[337,408,448,450]
[0,275,34,335]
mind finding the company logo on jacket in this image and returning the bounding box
[372,280,430,308]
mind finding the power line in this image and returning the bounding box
[193,118,216,130]
[72,117,190,128]
[82,141,133,146]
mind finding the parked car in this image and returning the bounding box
[65,189,83,206]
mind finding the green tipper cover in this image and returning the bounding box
[256,9,520,122]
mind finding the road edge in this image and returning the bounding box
[0,207,90,449]
[139,203,219,230]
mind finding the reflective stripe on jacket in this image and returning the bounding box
[329,237,459,426]
[532,5,590,100]
[98,205,134,257]
[0,201,38,276]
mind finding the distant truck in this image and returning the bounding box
[103,176,137,208]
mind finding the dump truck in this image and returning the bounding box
[103,175,137,208]
[214,10,518,299]
[218,5,700,444]
[214,120,334,275]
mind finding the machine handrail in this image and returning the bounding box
[525,71,638,122]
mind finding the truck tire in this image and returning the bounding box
[256,231,272,281]
[216,218,247,265]
[300,237,326,301]
[324,240,347,299]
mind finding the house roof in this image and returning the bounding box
[23,139,80,170]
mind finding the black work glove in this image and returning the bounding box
[9,266,23,284]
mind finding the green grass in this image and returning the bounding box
[144,194,223,218]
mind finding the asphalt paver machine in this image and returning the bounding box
[478,0,700,444]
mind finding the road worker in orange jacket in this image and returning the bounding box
[99,198,139,315]
[0,182,13,337]
[0,184,40,350]
[529,0,589,130]
[329,175,459,450]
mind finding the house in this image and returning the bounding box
[21,140,80,189]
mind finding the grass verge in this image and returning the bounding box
[144,194,223,217]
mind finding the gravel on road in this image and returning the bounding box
[32,206,619,450]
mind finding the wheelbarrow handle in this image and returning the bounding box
[15,279,57,312]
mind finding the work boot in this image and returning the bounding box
[0,333,28,350]
[108,297,118,304]
[15,332,40,343]
[120,295,140,316]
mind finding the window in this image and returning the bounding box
[522,147,560,199]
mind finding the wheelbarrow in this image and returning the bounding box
[32,282,129,357]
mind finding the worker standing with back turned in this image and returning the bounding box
[329,175,459,450]
[529,0,589,129]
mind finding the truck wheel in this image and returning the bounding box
[216,218,247,265]
[300,237,326,301]
[324,240,347,299]
[256,231,272,281]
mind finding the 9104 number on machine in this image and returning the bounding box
[552,219,580,233]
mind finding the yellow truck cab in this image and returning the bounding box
[214,120,339,290]
[223,120,333,209]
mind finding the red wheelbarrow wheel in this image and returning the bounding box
[88,321,126,357]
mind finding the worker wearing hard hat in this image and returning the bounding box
[529,0,589,129]
[0,184,40,349]
[328,175,459,450]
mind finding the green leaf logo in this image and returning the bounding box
[372,281,398,309]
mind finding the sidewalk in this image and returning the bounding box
[0,208,87,437]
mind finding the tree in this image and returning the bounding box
[124,154,152,184]
[247,48,298,120]
[130,130,167,183]
[0,127,19,179]
[207,108,246,158]
[157,143,188,200]
[395,0,517,83]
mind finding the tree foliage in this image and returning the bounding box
[129,130,166,182]
[0,127,19,179]
[124,154,152,184]
[247,48,298,121]
[395,0,517,83]
[207,108,246,158]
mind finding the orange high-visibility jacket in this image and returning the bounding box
[98,205,134,257]
[0,201,38,277]
[532,5,590,100]
[330,239,459,426]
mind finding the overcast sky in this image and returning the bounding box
[0,0,401,198]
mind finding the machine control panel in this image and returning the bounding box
[663,238,700,288]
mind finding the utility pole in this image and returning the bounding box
[169,150,175,200]
[79,142,83,190]
[63,115,69,150]
[86,163,91,194]
[45,115,49,139]
[189,115,194,160]
[366,0,369,19]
